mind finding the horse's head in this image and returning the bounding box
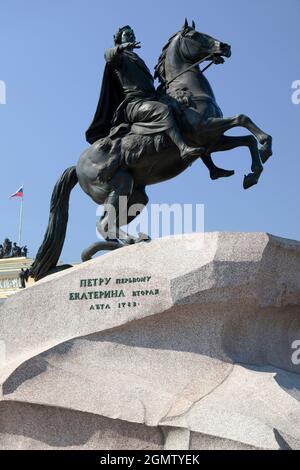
[179,19,231,64]
[155,19,231,87]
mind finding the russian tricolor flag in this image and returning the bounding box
[9,186,24,198]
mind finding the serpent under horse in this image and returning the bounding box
[30,21,272,281]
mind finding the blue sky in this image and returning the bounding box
[0,0,299,262]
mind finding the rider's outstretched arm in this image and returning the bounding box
[104,41,141,65]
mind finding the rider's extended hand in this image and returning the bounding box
[120,41,141,51]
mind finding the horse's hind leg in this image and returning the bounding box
[99,182,150,243]
[97,169,136,244]
[200,154,235,180]
[208,134,264,189]
[124,185,150,241]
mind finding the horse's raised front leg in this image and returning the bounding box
[234,115,273,164]
[205,115,273,164]
[200,154,235,180]
[207,134,264,189]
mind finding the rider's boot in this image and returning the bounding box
[165,127,205,163]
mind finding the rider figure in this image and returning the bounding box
[86,25,204,163]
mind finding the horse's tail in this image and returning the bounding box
[30,166,78,281]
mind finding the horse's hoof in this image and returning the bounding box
[243,168,262,190]
[210,168,235,180]
[123,238,136,245]
[122,233,151,245]
[137,232,151,243]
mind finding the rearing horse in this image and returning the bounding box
[30,21,273,281]
[154,19,272,184]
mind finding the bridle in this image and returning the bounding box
[165,34,217,87]
[166,54,214,87]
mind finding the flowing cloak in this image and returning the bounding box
[85,64,125,144]
[86,49,175,144]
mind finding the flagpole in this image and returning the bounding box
[18,191,24,246]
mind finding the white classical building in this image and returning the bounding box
[0,257,34,302]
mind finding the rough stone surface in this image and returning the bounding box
[0,232,300,450]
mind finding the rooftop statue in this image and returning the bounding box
[0,239,27,258]
[12,242,22,258]
[2,238,12,258]
[30,20,272,281]
[21,245,28,258]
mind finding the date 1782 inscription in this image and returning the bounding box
[68,276,160,311]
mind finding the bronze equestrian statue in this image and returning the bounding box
[30,20,273,281]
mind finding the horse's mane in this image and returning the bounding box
[154,31,179,85]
